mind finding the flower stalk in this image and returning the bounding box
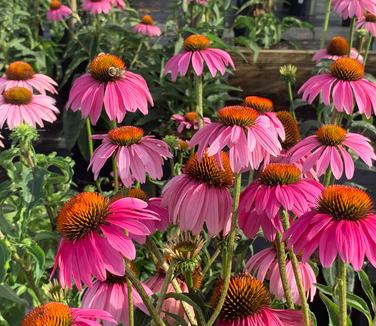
[364,35,373,67]
[321,0,332,48]
[275,232,295,309]
[281,210,311,326]
[110,120,119,193]
[195,75,204,128]
[349,18,356,54]
[338,260,347,326]
[124,263,167,326]
[207,173,242,326]
[126,260,134,326]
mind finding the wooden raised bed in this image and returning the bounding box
[229,49,376,106]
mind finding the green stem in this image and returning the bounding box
[86,118,94,157]
[130,40,143,69]
[348,18,356,54]
[156,262,176,313]
[281,211,310,326]
[86,118,103,193]
[338,260,347,326]
[364,35,373,67]
[202,248,221,276]
[126,261,134,326]
[248,170,254,185]
[110,121,119,193]
[323,169,332,186]
[195,75,204,128]
[13,251,46,305]
[275,232,295,309]
[320,0,332,48]
[124,264,166,326]
[207,173,242,326]
[287,81,296,119]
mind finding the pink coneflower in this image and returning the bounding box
[162,152,233,236]
[289,124,376,180]
[115,188,169,244]
[239,163,323,241]
[246,247,317,304]
[243,96,285,140]
[52,192,158,289]
[189,106,282,173]
[357,12,376,37]
[332,0,376,19]
[0,61,57,94]
[145,273,194,324]
[47,0,72,21]
[171,111,211,133]
[211,274,303,326]
[312,36,363,63]
[164,34,235,81]
[126,188,169,233]
[132,15,162,37]
[82,273,152,326]
[110,0,125,9]
[67,53,153,124]
[299,57,376,118]
[89,126,172,187]
[21,302,115,326]
[286,185,376,271]
[82,0,112,14]
[0,86,58,129]
[0,133,4,148]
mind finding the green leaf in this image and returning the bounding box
[0,239,10,282]
[22,241,46,280]
[358,270,376,312]
[347,292,372,326]
[319,292,352,326]
[0,285,26,305]
[63,110,85,151]
[164,292,207,324]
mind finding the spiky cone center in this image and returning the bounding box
[316,124,346,146]
[165,234,205,263]
[185,152,234,187]
[141,15,154,25]
[3,87,32,105]
[327,36,350,56]
[330,57,364,81]
[217,106,259,127]
[184,34,211,51]
[127,187,148,201]
[260,163,301,186]
[56,192,109,240]
[184,111,198,123]
[50,0,62,9]
[276,111,300,149]
[243,96,273,113]
[5,61,35,80]
[89,53,126,83]
[211,274,270,321]
[365,13,376,22]
[21,302,72,326]
[108,126,144,146]
[318,185,373,221]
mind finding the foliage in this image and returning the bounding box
[234,12,313,49]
